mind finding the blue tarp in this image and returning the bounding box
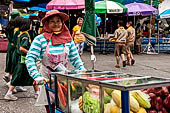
[22,13,37,18]
[29,6,51,12]
[13,0,30,2]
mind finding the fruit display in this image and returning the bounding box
[52,71,170,113]
[137,107,147,113]
[65,82,170,113]
[141,86,170,113]
[58,82,67,107]
[78,88,152,113]
[131,90,151,108]
[111,90,140,112]
[104,95,112,104]
[104,88,114,96]
[78,96,83,110]
[104,103,134,113]
[82,91,100,113]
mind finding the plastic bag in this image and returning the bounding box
[35,85,48,106]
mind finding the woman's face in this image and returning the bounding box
[78,19,83,26]
[48,16,63,32]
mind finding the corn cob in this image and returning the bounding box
[112,90,140,112]
[137,107,147,113]
[129,95,140,112]
[79,96,83,110]
[131,90,151,108]
[111,90,121,107]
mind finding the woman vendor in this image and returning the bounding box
[25,10,86,113]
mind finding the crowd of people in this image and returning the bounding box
[2,9,137,112]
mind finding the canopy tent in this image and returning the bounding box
[159,9,170,19]
[46,0,85,29]
[125,2,158,16]
[46,0,85,10]
[159,0,170,14]
[111,0,159,7]
[95,0,127,14]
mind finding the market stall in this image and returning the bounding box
[46,71,170,113]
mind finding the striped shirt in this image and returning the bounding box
[26,34,85,79]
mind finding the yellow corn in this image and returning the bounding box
[131,90,151,108]
[112,90,140,113]
[137,107,147,113]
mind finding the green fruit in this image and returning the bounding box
[104,95,112,104]
[71,83,76,91]
[104,88,114,96]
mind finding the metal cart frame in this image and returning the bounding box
[45,71,170,113]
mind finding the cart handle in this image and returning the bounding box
[33,79,50,85]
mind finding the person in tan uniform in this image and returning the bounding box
[126,21,135,65]
[110,20,127,68]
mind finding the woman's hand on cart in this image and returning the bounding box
[33,76,49,85]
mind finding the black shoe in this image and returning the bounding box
[123,61,126,67]
[131,59,135,65]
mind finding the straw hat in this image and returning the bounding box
[41,10,69,25]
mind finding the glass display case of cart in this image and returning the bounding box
[51,71,170,113]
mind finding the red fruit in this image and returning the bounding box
[163,94,170,108]
[162,107,168,113]
[162,87,169,96]
[60,83,67,96]
[155,97,163,110]
[146,88,156,94]
[149,93,156,99]
[149,93,157,108]
[143,90,148,94]
[148,110,157,113]
[58,82,67,107]
[141,89,146,92]
[155,87,163,96]
[64,82,67,88]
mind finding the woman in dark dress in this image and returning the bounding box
[3,11,20,83]
[4,18,38,101]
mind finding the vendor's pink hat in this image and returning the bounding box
[41,10,69,25]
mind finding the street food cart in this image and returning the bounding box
[45,71,170,113]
